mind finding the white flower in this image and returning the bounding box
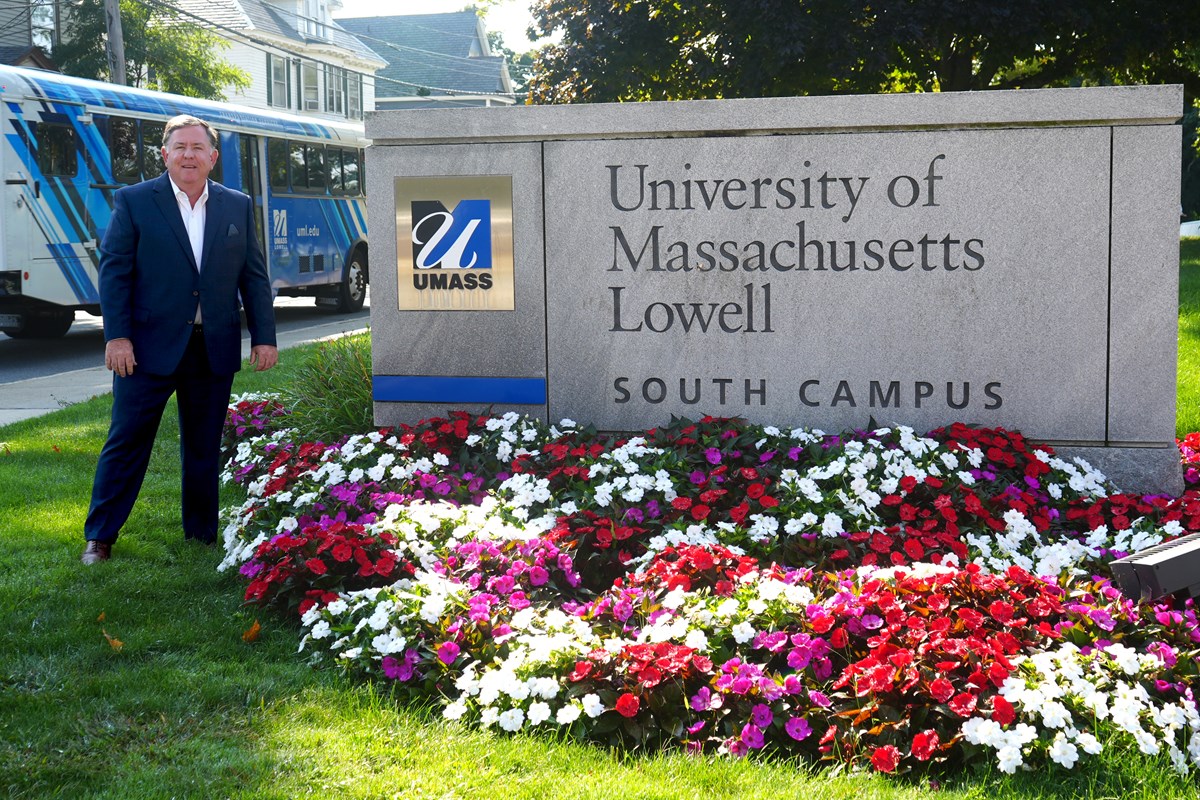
[556,704,582,725]
[527,702,552,726]
[1040,700,1072,729]
[443,701,468,721]
[582,693,605,718]
[732,622,756,644]
[820,513,844,538]
[1076,731,1102,755]
[1048,733,1079,768]
[996,745,1024,774]
[498,708,526,732]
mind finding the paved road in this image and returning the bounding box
[0,295,371,426]
[0,296,370,384]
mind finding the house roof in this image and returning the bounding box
[172,0,384,66]
[0,45,57,71]
[337,12,512,99]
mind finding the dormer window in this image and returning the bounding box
[302,0,330,40]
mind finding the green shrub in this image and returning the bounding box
[284,331,375,442]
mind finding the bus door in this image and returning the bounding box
[239,134,267,262]
[0,98,33,283]
[26,100,99,305]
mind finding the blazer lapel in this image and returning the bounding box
[152,174,198,272]
[199,181,225,275]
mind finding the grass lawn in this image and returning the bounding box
[1178,238,1200,437]
[4,247,1200,798]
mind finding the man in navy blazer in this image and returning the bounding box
[82,115,277,564]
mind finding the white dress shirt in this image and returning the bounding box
[169,176,208,324]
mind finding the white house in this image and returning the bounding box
[172,0,386,122]
[0,0,385,122]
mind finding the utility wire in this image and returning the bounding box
[132,0,520,98]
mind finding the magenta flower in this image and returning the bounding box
[740,723,765,750]
[750,703,773,728]
[785,717,812,741]
[437,641,461,665]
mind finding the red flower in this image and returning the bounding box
[929,677,954,703]
[305,557,328,576]
[911,729,940,761]
[690,504,711,521]
[615,692,640,718]
[871,744,901,773]
[569,661,593,682]
[991,694,1016,725]
[948,692,978,717]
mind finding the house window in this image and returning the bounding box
[347,73,362,120]
[300,61,320,111]
[31,0,60,50]
[268,54,289,109]
[326,66,345,115]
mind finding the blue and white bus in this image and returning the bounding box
[0,64,368,338]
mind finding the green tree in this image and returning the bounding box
[528,0,1200,217]
[487,30,535,101]
[528,0,1200,102]
[54,0,250,100]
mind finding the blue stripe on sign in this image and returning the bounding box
[373,376,547,405]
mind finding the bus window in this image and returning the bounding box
[268,138,288,190]
[289,141,306,189]
[142,121,165,177]
[209,130,223,184]
[110,118,139,184]
[344,149,360,196]
[36,123,76,177]
[305,144,325,192]
[327,148,344,195]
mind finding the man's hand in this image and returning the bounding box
[105,338,136,377]
[250,344,278,372]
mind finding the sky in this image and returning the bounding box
[333,1,541,50]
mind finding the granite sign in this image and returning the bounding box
[366,87,1183,492]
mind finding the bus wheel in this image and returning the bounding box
[2,309,73,339]
[334,254,367,313]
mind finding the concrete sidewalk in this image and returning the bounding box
[0,319,368,427]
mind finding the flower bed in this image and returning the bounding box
[219,400,1200,777]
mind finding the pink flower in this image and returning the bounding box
[785,717,812,741]
[436,641,461,665]
[740,723,765,750]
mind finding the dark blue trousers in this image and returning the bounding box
[85,331,235,544]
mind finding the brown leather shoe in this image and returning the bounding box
[81,540,112,564]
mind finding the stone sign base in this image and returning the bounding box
[366,85,1183,496]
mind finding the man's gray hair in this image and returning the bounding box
[162,115,218,149]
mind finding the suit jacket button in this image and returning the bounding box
[192,290,199,296]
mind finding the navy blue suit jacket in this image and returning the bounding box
[98,173,276,375]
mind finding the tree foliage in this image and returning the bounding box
[527,0,1200,103]
[54,0,250,100]
[527,0,1200,217]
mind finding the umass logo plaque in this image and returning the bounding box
[395,175,515,311]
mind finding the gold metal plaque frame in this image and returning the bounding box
[394,175,515,311]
